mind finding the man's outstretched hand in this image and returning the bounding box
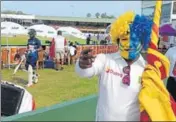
[79,48,96,69]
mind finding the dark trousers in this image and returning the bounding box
[167,77,176,101]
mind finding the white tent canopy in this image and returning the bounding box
[1,21,27,36]
[57,26,86,39]
[28,24,57,38]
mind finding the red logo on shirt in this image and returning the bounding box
[106,67,123,78]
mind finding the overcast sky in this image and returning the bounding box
[1,1,141,17]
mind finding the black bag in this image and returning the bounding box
[1,82,25,116]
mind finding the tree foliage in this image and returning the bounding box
[86,13,91,18]
[2,10,28,15]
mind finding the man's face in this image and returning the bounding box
[28,30,36,39]
[119,33,142,60]
[28,33,35,39]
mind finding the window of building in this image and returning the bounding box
[142,7,154,17]
[161,3,171,17]
[173,2,176,14]
[142,3,171,23]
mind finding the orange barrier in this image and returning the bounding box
[1,47,27,65]
[74,45,118,57]
[19,48,27,55]
[1,45,118,65]
[11,48,18,63]
[1,48,9,64]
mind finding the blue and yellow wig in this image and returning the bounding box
[110,11,153,60]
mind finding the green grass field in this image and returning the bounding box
[1,65,98,109]
[1,35,87,45]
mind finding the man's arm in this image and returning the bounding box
[75,49,106,78]
[26,39,29,50]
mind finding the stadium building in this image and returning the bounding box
[141,1,176,25]
[1,14,115,33]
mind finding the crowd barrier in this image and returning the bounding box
[75,45,118,58]
[1,46,27,65]
[1,45,118,65]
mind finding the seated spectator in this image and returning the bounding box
[68,42,77,64]
[37,50,45,70]
[14,49,21,64]
[14,49,26,70]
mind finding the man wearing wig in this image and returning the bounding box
[76,1,176,120]
[75,10,153,120]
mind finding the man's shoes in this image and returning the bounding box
[26,83,33,87]
[33,74,38,84]
[33,78,38,84]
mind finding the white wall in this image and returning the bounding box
[1,14,35,20]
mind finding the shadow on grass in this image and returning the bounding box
[12,76,28,85]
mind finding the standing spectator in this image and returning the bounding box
[86,34,91,45]
[14,49,21,64]
[68,42,77,64]
[165,45,176,101]
[53,31,67,71]
[97,33,100,41]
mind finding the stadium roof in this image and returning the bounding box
[1,14,115,23]
[35,15,115,23]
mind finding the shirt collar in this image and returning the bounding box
[113,51,146,67]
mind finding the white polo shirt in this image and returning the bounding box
[165,46,176,78]
[54,35,66,50]
[75,52,146,121]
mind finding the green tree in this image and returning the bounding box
[86,13,91,18]
[95,12,100,18]
[101,12,107,18]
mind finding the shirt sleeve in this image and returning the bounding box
[27,39,29,48]
[75,54,106,78]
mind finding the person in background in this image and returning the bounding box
[97,33,100,41]
[14,49,23,70]
[26,29,42,87]
[14,49,21,64]
[165,45,176,101]
[43,46,49,60]
[53,30,67,71]
[67,41,71,46]
[86,34,91,45]
[75,41,79,45]
[68,42,77,64]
